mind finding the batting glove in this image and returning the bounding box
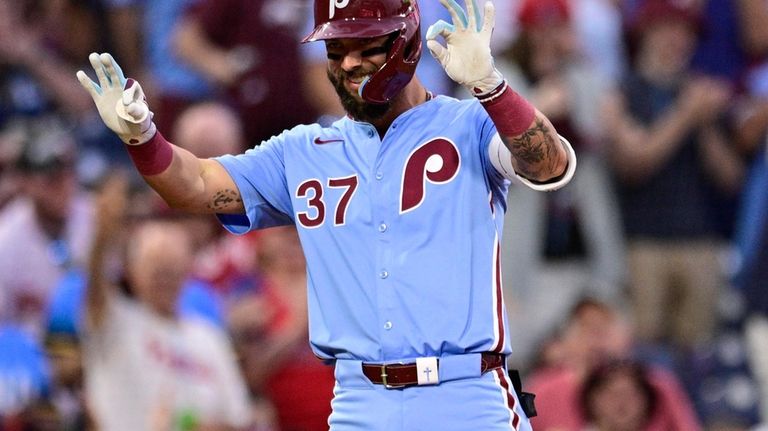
[76,53,156,145]
[426,0,504,96]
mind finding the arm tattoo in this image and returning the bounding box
[506,119,561,179]
[207,189,242,211]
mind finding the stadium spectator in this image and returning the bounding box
[174,0,317,147]
[0,0,137,186]
[0,119,94,341]
[43,269,96,431]
[0,0,94,120]
[230,225,335,431]
[172,102,245,159]
[601,0,744,354]
[102,0,215,136]
[81,173,255,431]
[496,0,626,369]
[580,360,658,431]
[527,298,702,431]
[169,101,263,299]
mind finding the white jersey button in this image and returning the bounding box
[378,223,387,232]
[375,172,383,180]
[384,321,393,330]
[379,270,389,279]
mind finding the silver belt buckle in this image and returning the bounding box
[381,363,406,389]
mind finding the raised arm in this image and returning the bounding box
[426,0,571,184]
[173,14,245,87]
[85,173,128,330]
[0,2,93,117]
[76,53,244,214]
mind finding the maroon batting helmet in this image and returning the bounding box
[303,0,422,104]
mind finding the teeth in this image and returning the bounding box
[349,75,370,84]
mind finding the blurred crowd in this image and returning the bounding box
[2,0,768,430]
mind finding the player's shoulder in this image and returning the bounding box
[407,95,488,132]
[262,122,324,144]
[258,120,344,148]
[429,94,485,117]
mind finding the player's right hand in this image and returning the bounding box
[77,53,157,145]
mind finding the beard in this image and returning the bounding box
[327,69,392,123]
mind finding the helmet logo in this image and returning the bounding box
[329,0,350,19]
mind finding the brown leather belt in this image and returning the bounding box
[362,352,505,388]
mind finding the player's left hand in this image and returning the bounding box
[426,0,504,96]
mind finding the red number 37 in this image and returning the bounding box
[295,138,460,228]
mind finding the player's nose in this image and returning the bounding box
[340,51,364,71]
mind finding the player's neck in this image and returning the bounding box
[370,78,429,136]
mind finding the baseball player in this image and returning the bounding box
[77,0,576,429]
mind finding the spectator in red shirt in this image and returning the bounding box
[229,225,335,431]
[580,360,657,431]
[527,298,702,431]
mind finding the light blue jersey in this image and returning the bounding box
[213,94,569,430]
[216,95,511,362]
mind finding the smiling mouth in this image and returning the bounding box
[346,75,370,89]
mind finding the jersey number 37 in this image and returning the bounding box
[295,138,461,228]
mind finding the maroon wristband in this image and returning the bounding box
[478,82,536,137]
[126,131,174,176]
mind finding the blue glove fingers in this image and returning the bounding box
[439,0,468,29]
[100,53,127,88]
[464,0,482,31]
[89,53,110,91]
[76,70,102,96]
[425,20,455,41]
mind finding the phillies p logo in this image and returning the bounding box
[329,0,350,18]
[400,138,461,213]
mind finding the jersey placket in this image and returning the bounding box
[371,120,409,358]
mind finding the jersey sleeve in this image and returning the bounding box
[214,136,295,234]
[473,101,511,192]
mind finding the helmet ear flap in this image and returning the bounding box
[360,35,406,104]
[360,31,421,104]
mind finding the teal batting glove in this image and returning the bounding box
[77,53,156,145]
[426,0,504,96]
